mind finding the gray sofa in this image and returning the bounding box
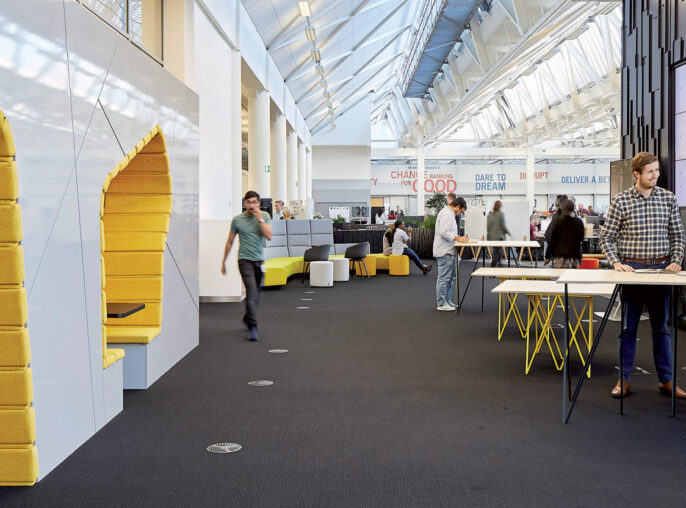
[264,219,355,259]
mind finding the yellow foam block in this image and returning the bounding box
[104,251,164,276]
[264,266,288,286]
[355,255,377,276]
[0,203,22,243]
[123,153,169,173]
[0,369,32,406]
[374,254,390,270]
[0,446,38,486]
[0,113,16,157]
[104,231,167,251]
[139,132,166,154]
[0,288,27,326]
[0,328,30,367]
[0,160,18,200]
[0,245,24,285]
[106,302,162,326]
[105,194,172,214]
[107,173,172,194]
[105,276,162,301]
[0,406,35,443]
[106,326,160,344]
[389,255,410,276]
[103,348,125,368]
[102,213,170,233]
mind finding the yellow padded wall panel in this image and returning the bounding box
[0,369,33,406]
[123,153,169,173]
[0,203,22,243]
[101,290,107,324]
[105,302,162,327]
[0,407,36,443]
[106,173,172,194]
[0,288,28,326]
[0,161,18,200]
[104,252,164,275]
[0,447,38,486]
[102,213,170,232]
[0,245,24,285]
[139,133,166,153]
[104,231,166,252]
[0,114,16,157]
[106,326,160,344]
[105,276,162,301]
[0,329,30,367]
[104,194,172,214]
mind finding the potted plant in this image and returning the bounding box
[332,214,345,230]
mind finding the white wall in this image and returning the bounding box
[313,99,371,146]
[312,146,371,180]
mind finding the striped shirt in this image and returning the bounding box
[599,185,685,265]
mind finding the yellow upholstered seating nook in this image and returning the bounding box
[388,255,410,276]
[101,125,171,355]
[0,109,38,486]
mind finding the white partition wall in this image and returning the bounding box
[2,1,199,480]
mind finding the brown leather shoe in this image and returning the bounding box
[658,382,686,399]
[611,380,630,398]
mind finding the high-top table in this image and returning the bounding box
[472,268,566,340]
[556,269,686,423]
[454,240,543,314]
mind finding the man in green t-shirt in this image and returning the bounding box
[221,191,272,341]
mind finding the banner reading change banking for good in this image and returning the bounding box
[370,163,610,196]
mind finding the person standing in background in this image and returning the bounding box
[221,191,272,342]
[545,199,584,268]
[600,151,686,399]
[433,197,469,311]
[487,200,510,267]
[273,200,284,220]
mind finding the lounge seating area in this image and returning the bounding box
[263,220,411,286]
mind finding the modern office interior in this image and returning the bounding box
[1,0,686,506]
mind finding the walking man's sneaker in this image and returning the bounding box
[436,303,454,311]
[248,327,259,341]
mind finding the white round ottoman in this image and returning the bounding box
[331,257,350,282]
[309,261,333,287]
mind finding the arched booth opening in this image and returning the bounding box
[101,126,172,368]
[0,110,38,485]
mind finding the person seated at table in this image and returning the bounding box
[388,210,397,220]
[487,200,510,267]
[588,205,598,216]
[545,199,584,268]
[374,208,387,224]
[281,207,293,219]
[391,219,432,275]
[395,205,404,217]
[530,215,545,260]
[577,202,589,217]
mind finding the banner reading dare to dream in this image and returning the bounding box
[370,163,610,196]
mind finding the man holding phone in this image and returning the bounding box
[221,191,272,341]
[600,152,685,398]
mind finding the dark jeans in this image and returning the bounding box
[619,261,673,382]
[238,259,263,329]
[402,247,424,270]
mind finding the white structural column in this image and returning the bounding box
[247,89,270,196]
[270,112,287,203]
[231,49,242,216]
[297,140,306,201]
[286,127,298,202]
[526,142,535,214]
[417,144,425,216]
[306,148,312,200]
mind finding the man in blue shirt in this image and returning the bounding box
[221,191,272,341]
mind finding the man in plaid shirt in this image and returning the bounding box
[600,152,686,399]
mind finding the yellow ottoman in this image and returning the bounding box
[374,254,390,270]
[354,255,376,277]
[389,255,409,276]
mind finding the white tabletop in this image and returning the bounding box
[492,279,616,297]
[454,240,542,248]
[556,269,686,286]
[472,267,565,278]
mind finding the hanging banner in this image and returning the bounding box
[370,163,610,196]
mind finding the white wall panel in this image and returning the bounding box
[239,3,267,89]
[201,0,238,46]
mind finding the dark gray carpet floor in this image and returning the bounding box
[2,262,686,507]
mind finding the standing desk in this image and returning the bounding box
[556,269,686,423]
[454,240,543,314]
[491,280,615,374]
[472,268,565,340]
